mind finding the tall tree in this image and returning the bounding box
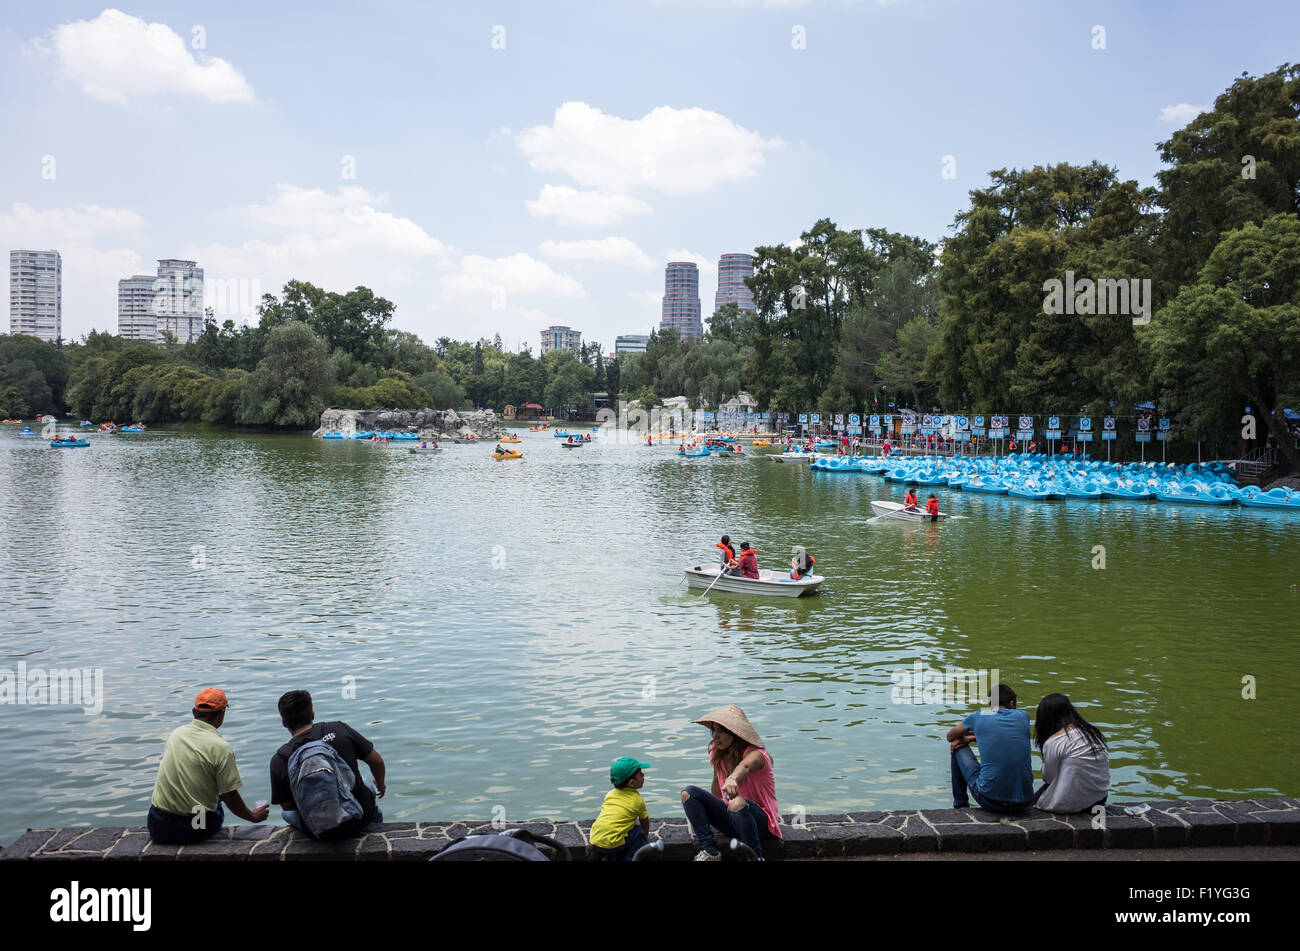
[238,320,335,427]
[1156,63,1300,291]
[1148,213,1300,472]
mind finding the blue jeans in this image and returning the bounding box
[590,821,647,861]
[283,801,382,836]
[681,785,772,858]
[147,802,223,844]
[950,747,1029,813]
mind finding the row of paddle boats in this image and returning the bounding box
[811,452,1300,510]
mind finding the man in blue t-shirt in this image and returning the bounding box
[946,683,1033,813]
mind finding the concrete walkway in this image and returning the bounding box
[4,797,1297,861]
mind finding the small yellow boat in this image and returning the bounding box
[753,439,771,447]
[493,447,523,460]
[500,435,521,443]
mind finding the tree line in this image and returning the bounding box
[0,279,618,428]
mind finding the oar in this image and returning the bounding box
[699,564,727,597]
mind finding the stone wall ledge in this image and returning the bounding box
[4,798,1297,861]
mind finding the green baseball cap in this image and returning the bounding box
[610,756,651,785]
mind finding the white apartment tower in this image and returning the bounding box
[118,259,205,344]
[9,249,62,341]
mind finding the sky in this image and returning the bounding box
[1,0,1296,350]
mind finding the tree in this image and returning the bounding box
[258,281,394,364]
[502,350,545,406]
[1148,213,1300,472]
[0,334,69,416]
[413,368,465,409]
[1156,64,1300,291]
[877,317,940,409]
[544,356,595,414]
[238,321,335,427]
[929,163,1158,412]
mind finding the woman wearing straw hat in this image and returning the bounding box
[680,705,781,860]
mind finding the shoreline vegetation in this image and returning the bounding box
[2,64,1297,471]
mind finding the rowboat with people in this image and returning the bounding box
[870,500,949,522]
[683,563,824,597]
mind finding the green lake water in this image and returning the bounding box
[0,426,1296,842]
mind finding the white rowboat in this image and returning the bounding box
[683,564,824,597]
[870,500,948,522]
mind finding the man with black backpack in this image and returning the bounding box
[268,690,386,839]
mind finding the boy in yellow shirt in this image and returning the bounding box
[589,756,651,861]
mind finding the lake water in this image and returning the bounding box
[1,426,1296,841]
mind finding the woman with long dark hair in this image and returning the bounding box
[680,705,781,860]
[1033,693,1110,813]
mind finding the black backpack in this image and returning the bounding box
[430,828,569,862]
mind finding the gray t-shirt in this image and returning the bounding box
[1037,727,1110,813]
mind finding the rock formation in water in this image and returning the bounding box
[313,407,504,439]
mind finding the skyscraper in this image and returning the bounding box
[154,259,204,344]
[9,249,62,341]
[118,259,205,344]
[715,253,755,315]
[660,261,702,341]
[118,275,157,342]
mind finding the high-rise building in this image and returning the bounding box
[118,275,157,342]
[660,262,702,341]
[154,259,204,344]
[615,334,651,356]
[117,259,205,344]
[9,249,62,341]
[541,325,582,355]
[715,253,755,315]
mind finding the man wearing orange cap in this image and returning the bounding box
[147,688,269,844]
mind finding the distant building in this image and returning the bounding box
[660,262,702,341]
[714,253,755,315]
[541,325,582,355]
[615,334,651,356]
[154,259,204,344]
[118,275,158,342]
[9,249,61,341]
[118,260,205,344]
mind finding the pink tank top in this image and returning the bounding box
[712,744,782,838]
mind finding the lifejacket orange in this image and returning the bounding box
[926,497,939,515]
[791,554,816,580]
[716,541,736,563]
[905,491,918,508]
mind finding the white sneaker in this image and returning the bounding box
[693,849,722,861]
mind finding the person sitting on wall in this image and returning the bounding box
[946,683,1034,814]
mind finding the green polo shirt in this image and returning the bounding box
[150,719,243,815]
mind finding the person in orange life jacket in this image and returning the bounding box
[734,542,759,579]
[788,549,815,580]
[926,494,940,522]
[717,535,738,575]
[904,486,919,511]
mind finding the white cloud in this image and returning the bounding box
[539,237,655,270]
[441,253,585,305]
[188,185,456,320]
[439,254,586,345]
[43,8,255,104]
[1159,103,1208,125]
[0,203,145,339]
[525,185,653,227]
[517,102,782,196]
